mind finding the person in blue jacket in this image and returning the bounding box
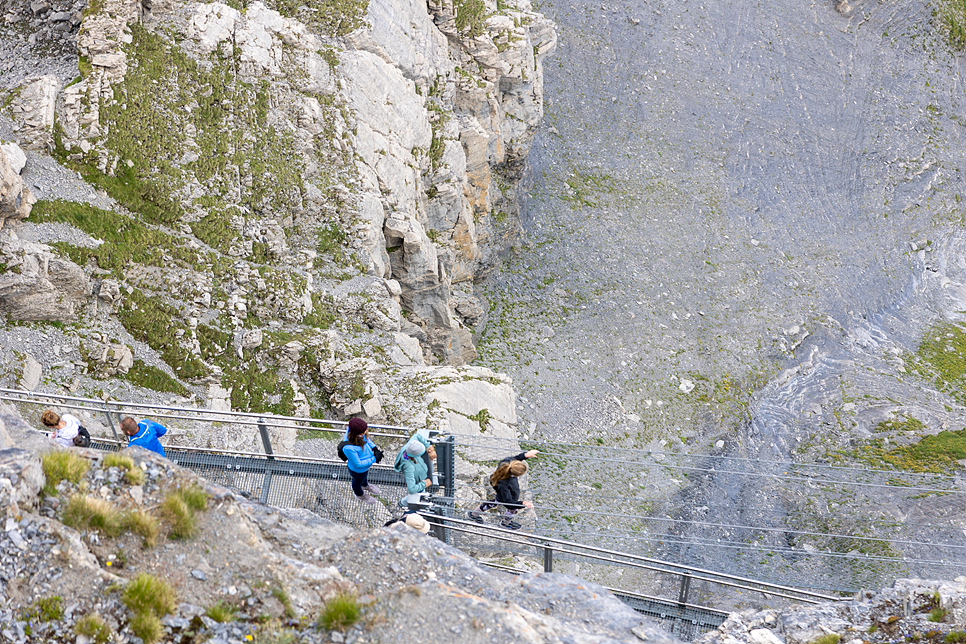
[344,417,381,505]
[120,416,168,457]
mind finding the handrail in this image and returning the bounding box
[480,561,732,618]
[427,514,845,603]
[0,388,418,439]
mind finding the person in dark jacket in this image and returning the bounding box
[468,449,539,529]
[343,417,381,505]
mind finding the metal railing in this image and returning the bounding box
[11,386,966,636]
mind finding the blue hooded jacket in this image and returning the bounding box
[129,419,167,457]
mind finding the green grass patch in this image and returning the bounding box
[128,611,163,643]
[41,450,90,495]
[809,635,840,644]
[261,0,369,37]
[27,200,203,277]
[75,614,113,644]
[117,289,208,381]
[454,0,488,37]
[19,596,64,623]
[876,416,926,433]
[318,593,361,631]
[126,359,190,397]
[122,572,176,617]
[122,509,160,547]
[560,170,616,208]
[104,453,146,485]
[160,484,208,539]
[937,0,966,50]
[843,431,966,473]
[205,600,237,623]
[62,495,125,536]
[946,632,966,643]
[908,322,966,405]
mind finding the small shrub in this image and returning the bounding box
[317,593,360,631]
[122,509,160,547]
[206,600,237,623]
[61,495,123,537]
[122,573,176,617]
[129,610,163,644]
[42,450,90,494]
[75,613,113,644]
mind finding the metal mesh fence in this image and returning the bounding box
[9,389,966,618]
[447,433,966,597]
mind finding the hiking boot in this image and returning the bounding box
[467,511,484,524]
[364,484,381,496]
[356,493,377,505]
[500,519,522,530]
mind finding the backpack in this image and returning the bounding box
[73,426,91,448]
[337,440,349,462]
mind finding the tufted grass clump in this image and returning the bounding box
[122,572,176,643]
[75,613,113,644]
[808,635,840,644]
[946,631,966,643]
[317,593,361,631]
[122,509,160,548]
[160,494,194,539]
[161,484,208,539]
[62,495,124,537]
[205,600,237,623]
[122,573,177,615]
[129,611,163,643]
[176,484,209,511]
[103,453,146,485]
[929,607,948,622]
[42,450,90,495]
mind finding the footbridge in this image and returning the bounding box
[4,388,966,640]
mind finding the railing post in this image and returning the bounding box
[435,434,455,499]
[102,402,119,442]
[678,573,691,605]
[258,418,274,505]
[544,545,553,573]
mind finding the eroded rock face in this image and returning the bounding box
[5,0,555,366]
[0,144,34,222]
[697,578,966,644]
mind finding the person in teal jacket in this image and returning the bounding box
[120,416,167,457]
[393,433,435,506]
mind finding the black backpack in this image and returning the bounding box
[337,440,349,462]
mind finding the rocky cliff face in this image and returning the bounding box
[0,403,681,643]
[0,0,555,434]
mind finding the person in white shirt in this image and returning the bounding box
[41,409,81,448]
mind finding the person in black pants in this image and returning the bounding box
[468,449,539,529]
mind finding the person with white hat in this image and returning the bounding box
[393,434,436,507]
[384,512,431,535]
